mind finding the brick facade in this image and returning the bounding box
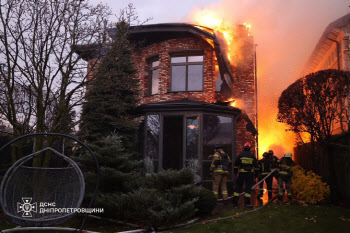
[132,33,257,155]
[233,34,257,154]
[84,26,257,157]
[133,37,217,105]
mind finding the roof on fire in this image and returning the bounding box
[74,23,235,87]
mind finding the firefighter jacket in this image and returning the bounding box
[258,157,273,176]
[234,150,258,175]
[209,149,231,174]
[278,157,295,177]
[268,155,279,169]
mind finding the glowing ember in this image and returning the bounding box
[225,98,236,107]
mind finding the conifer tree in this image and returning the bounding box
[79,20,139,150]
[76,19,142,217]
[75,133,141,217]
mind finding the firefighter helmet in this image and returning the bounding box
[244,142,251,148]
[268,150,274,155]
[214,144,222,149]
[263,152,268,158]
[284,152,292,158]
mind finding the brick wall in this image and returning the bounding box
[232,33,257,155]
[132,37,216,105]
[85,32,257,156]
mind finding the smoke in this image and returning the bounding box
[187,0,349,156]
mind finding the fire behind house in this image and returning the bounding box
[75,23,258,192]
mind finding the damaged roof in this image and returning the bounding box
[75,23,235,88]
[109,23,234,85]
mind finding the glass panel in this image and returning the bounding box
[216,72,223,92]
[171,65,186,91]
[152,60,159,67]
[171,56,186,63]
[153,160,159,173]
[203,115,233,181]
[146,115,160,159]
[224,73,233,88]
[188,65,203,91]
[188,55,203,62]
[202,161,212,181]
[203,115,233,160]
[186,116,199,160]
[151,69,159,95]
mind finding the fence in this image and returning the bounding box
[294,132,350,206]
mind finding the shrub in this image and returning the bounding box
[291,165,330,204]
[115,168,216,226]
[120,185,198,226]
[190,186,217,216]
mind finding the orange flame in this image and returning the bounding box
[189,4,297,159]
[190,8,251,65]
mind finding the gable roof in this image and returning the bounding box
[303,13,350,74]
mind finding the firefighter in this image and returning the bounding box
[257,152,274,203]
[233,142,258,208]
[277,152,295,203]
[209,144,231,204]
[268,150,279,170]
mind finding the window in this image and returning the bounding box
[146,115,160,172]
[148,58,159,95]
[215,72,223,92]
[203,115,233,181]
[171,54,204,91]
[186,116,199,160]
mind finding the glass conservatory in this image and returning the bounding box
[138,98,241,189]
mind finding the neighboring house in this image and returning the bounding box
[303,13,350,134]
[76,23,257,191]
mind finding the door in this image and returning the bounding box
[162,116,183,170]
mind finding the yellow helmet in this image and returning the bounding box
[285,152,292,158]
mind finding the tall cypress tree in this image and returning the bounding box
[79,21,139,150]
[76,21,141,217]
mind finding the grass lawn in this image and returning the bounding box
[172,204,350,233]
[0,204,349,232]
[0,213,138,233]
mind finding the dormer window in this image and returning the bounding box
[148,56,159,95]
[170,52,204,92]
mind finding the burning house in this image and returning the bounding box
[76,23,257,191]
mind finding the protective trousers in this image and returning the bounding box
[259,175,273,200]
[278,176,292,201]
[212,173,228,200]
[233,172,254,205]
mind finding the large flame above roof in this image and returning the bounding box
[190,8,251,65]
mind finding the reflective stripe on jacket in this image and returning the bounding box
[234,150,257,174]
[210,149,231,173]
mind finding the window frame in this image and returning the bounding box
[147,55,160,96]
[169,51,205,92]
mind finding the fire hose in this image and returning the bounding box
[217,168,278,201]
[157,195,278,233]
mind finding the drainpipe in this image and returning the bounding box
[254,44,259,159]
[328,38,341,70]
[328,38,349,131]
